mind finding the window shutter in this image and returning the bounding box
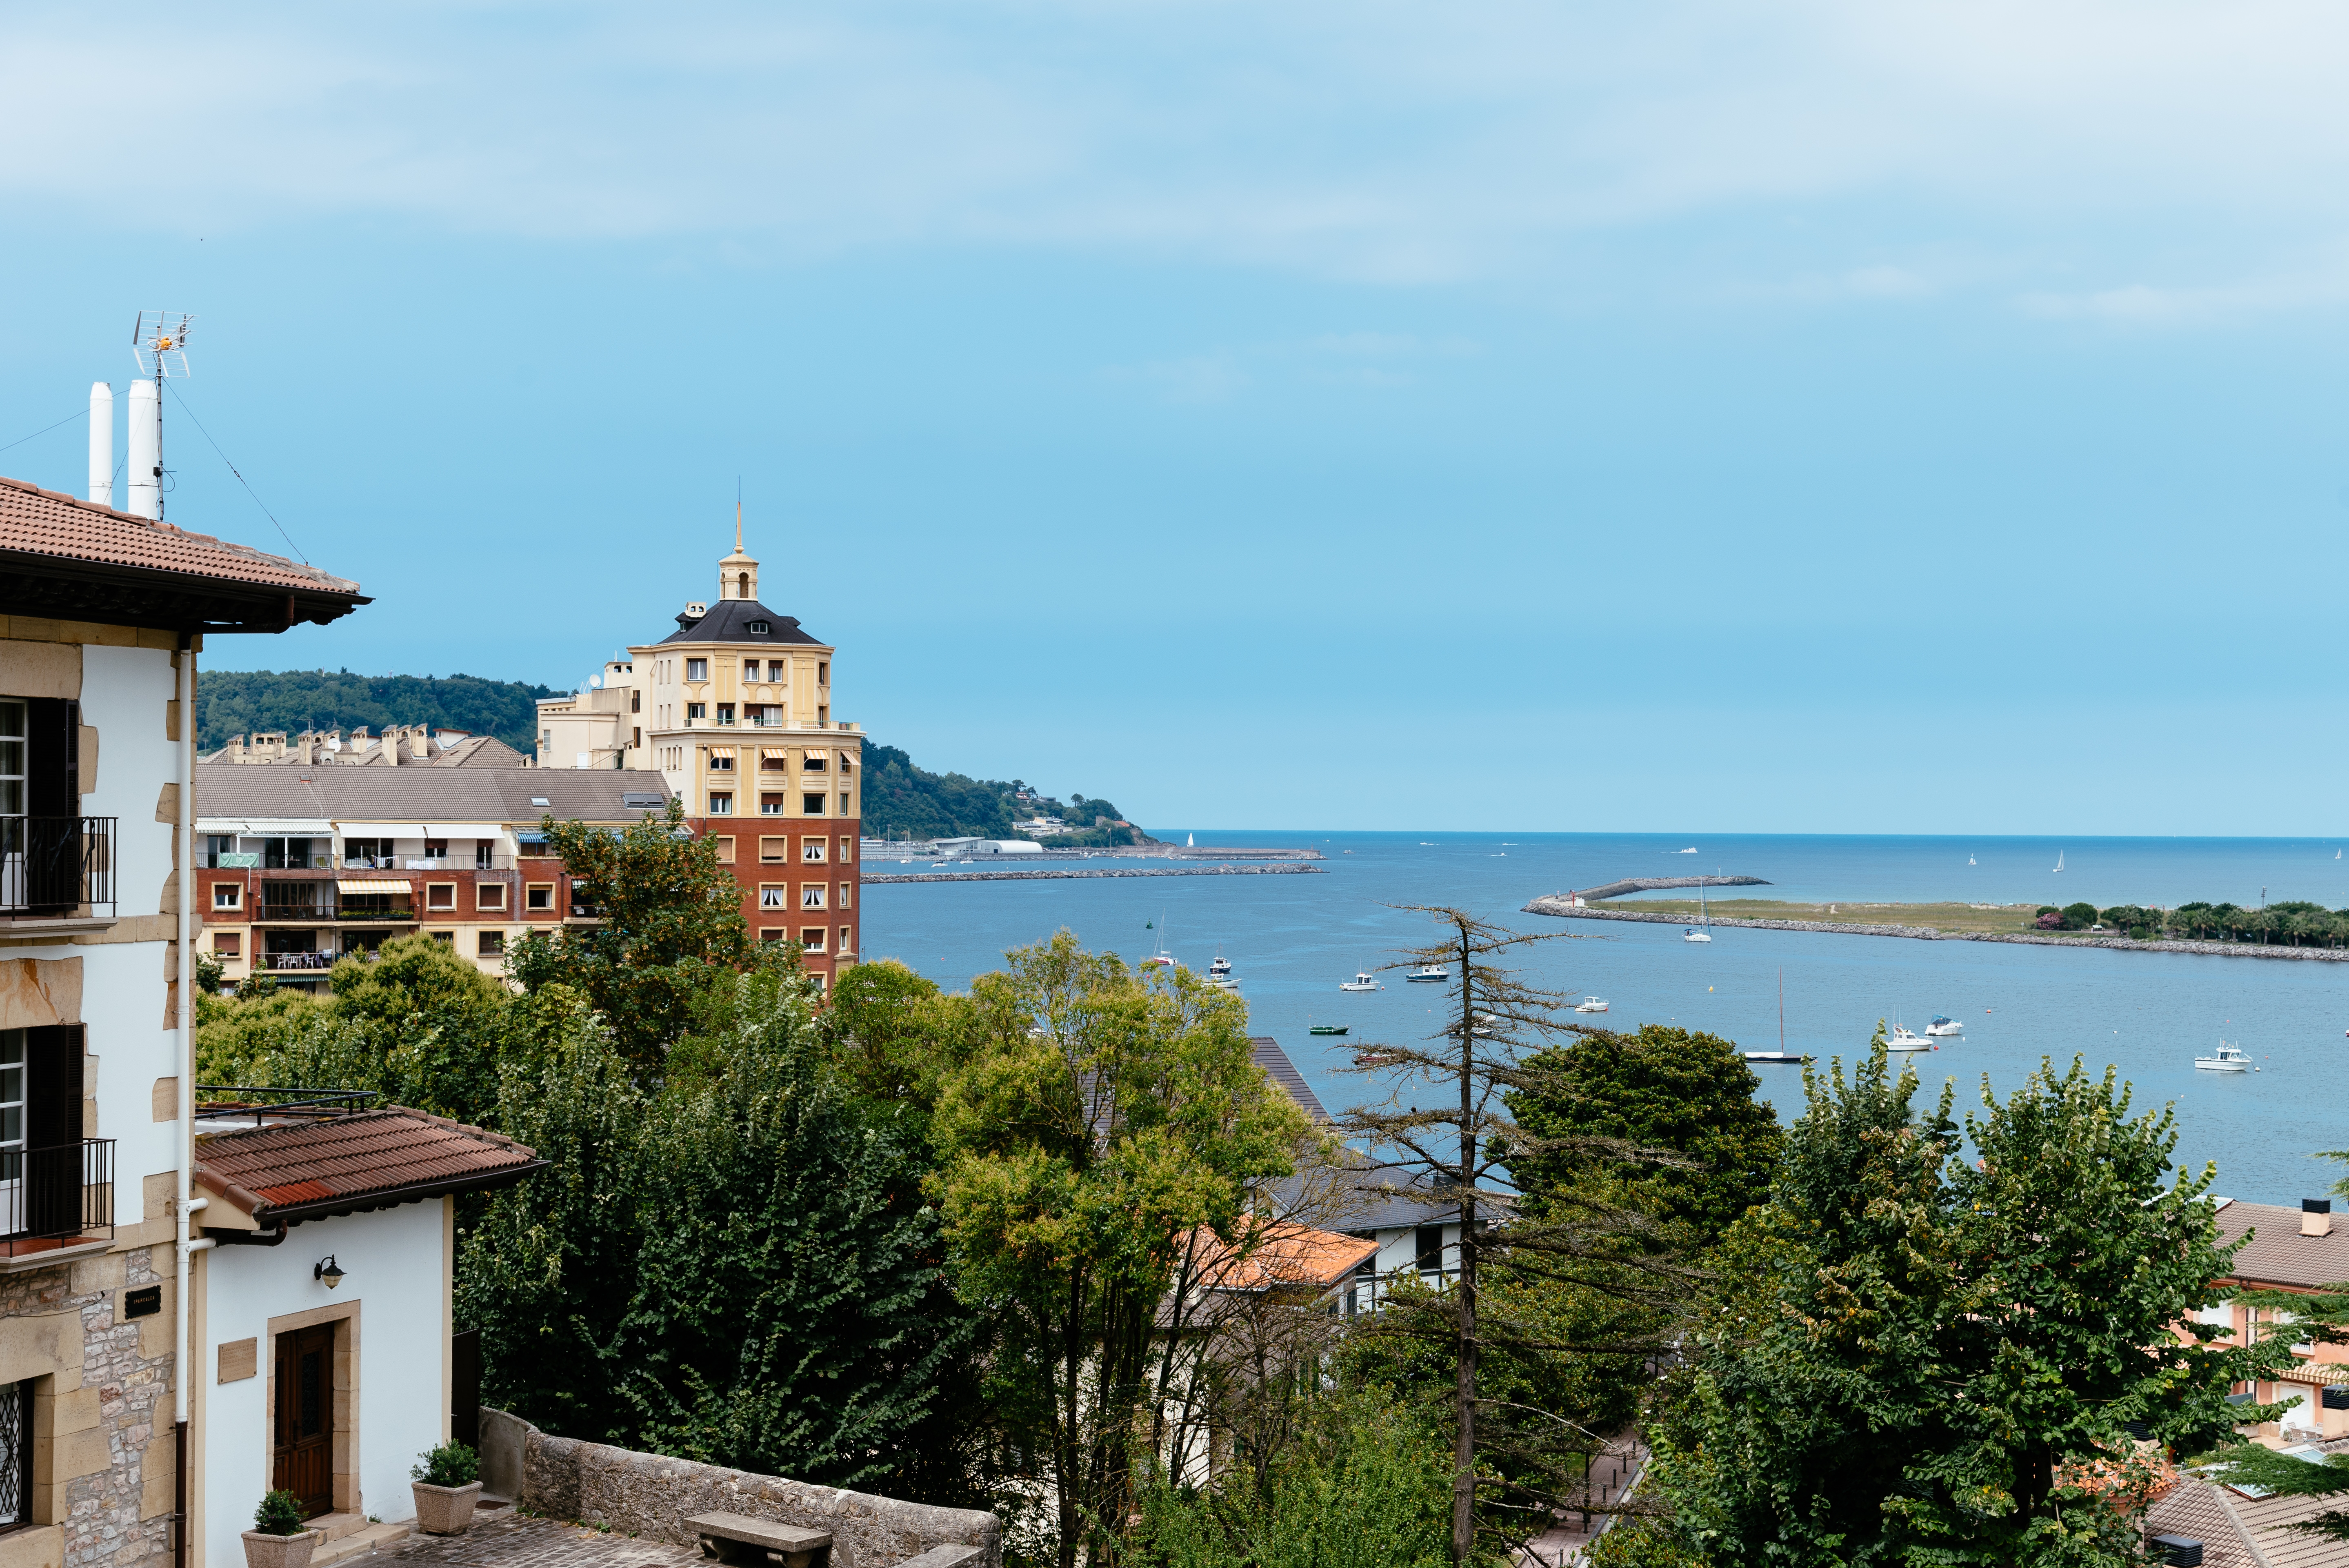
[24,700,78,817]
[27,1025,84,1150]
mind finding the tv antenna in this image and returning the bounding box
[131,311,193,380]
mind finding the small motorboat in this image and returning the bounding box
[1925,1015,1963,1037]
[2196,1042,2253,1073]
[1309,1024,1349,1036]
[1406,964,1449,983]
[1575,996,1610,1014]
[1341,972,1383,992]
[1206,975,1240,991]
[1885,1026,1933,1052]
[1207,948,1233,979]
[1744,1051,1811,1065]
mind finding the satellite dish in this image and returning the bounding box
[589,676,602,688]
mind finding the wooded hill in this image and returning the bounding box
[196,669,558,753]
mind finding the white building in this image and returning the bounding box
[0,467,541,1568]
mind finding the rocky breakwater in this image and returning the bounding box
[1520,898,2349,963]
[1569,875,1772,902]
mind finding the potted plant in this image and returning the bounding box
[411,1441,482,1535]
[242,1491,320,1568]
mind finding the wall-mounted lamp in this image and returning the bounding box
[315,1256,345,1290]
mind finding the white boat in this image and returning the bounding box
[1207,947,1233,978]
[1575,996,1609,1014]
[1925,1015,1963,1036]
[1142,911,1174,967]
[1406,964,1449,983]
[1340,972,1383,992]
[1207,976,1240,991]
[1885,1026,1933,1051]
[2053,851,2065,873]
[1685,888,1714,943]
[1968,854,1976,866]
[2195,1042,2253,1073]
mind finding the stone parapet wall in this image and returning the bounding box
[489,1410,999,1568]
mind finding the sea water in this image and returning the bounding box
[862,832,2349,1206]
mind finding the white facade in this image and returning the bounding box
[195,1199,452,1563]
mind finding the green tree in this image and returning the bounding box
[194,668,557,752]
[928,932,1309,1568]
[1644,1041,2291,1567]
[507,799,758,1068]
[1503,1024,1784,1253]
[2060,901,2098,930]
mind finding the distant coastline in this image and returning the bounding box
[867,864,1327,884]
[1522,899,2349,962]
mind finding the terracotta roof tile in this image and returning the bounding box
[1188,1222,1378,1293]
[0,474,360,597]
[2217,1201,2349,1292]
[195,1106,542,1224]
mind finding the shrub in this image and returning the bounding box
[2060,902,2098,930]
[253,1491,305,1535]
[411,1440,479,1488]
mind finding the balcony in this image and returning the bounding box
[0,817,117,919]
[0,1139,116,1255]
[258,952,338,973]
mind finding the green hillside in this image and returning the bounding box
[855,743,1142,843]
[196,669,558,753]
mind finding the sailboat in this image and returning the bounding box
[2053,851,2065,873]
[1142,913,1174,967]
[1747,968,1809,1063]
[1968,854,1976,866]
[1187,832,1195,847]
[1684,888,1713,943]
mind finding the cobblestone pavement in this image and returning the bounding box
[389,1509,703,1568]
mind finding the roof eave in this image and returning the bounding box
[254,1159,551,1228]
[0,549,370,635]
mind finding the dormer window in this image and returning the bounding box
[748,620,770,635]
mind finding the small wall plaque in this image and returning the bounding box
[218,1338,258,1383]
[124,1285,162,1320]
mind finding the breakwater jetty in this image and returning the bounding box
[1520,899,2349,963]
[867,864,1329,885]
[1572,875,1771,902]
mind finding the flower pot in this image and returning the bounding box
[241,1530,320,1568]
[412,1480,483,1536]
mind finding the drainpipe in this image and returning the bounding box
[174,635,197,1568]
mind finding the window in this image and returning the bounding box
[477,931,505,957]
[342,837,388,864]
[1415,1225,1449,1275]
[630,691,641,713]
[838,836,855,864]
[717,704,735,725]
[263,837,313,870]
[431,931,453,945]
[801,752,828,772]
[213,932,241,959]
[686,659,708,681]
[0,1370,28,1526]
[476,883,507,911]
[800,884,826,910]
[708,792,733,816]
[839,925,853,954]
[526,884,553,911]
[712,837,734,864]
[631,726,641,748]
[840,792,851,817]
[708,750,735,771]
[687,703,706,722]
[426,884,456,911]
[803,794,826,815]
[476,841,494,870]
[760,837,787,862]
[801,839,826,863]
[818,661,829,686]
[800,928,827,952]
[213,883,242,911]
[760,794,784,815]
[424,840,447,859]
[837,882,852,910]
[759,885,787,909]
[760,928,786,944]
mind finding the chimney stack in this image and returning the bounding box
[88,384,113,506]
[126,380,160,520]
[2305,1199,2333,1238]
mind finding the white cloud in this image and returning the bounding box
[10,0,2349,304]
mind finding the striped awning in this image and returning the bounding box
[336,879,412,895]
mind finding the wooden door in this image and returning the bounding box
[272,1326,335,1517]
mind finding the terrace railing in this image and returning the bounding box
[0,818,116,918]
[0,1138,115,1251]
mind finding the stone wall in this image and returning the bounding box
[489,1410,1000,1568]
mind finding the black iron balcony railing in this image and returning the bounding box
[0,1138,115,1251]
[0,818,116,918]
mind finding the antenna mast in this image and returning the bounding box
[129,311,193,522]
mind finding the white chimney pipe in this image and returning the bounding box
[87,383,113,506]
[126,379,160,519]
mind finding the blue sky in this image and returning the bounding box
[4,2,2348,834]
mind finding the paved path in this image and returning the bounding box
[389,1511,700,1568]
[1514,1436,1648,1568]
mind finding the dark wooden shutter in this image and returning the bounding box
[23,700,77,818]
[451,1328,480,1449]
[24,1025,83,1237]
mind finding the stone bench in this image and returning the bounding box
[689,1512,833,1568]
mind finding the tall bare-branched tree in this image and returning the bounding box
[1341,906,1698,1565]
